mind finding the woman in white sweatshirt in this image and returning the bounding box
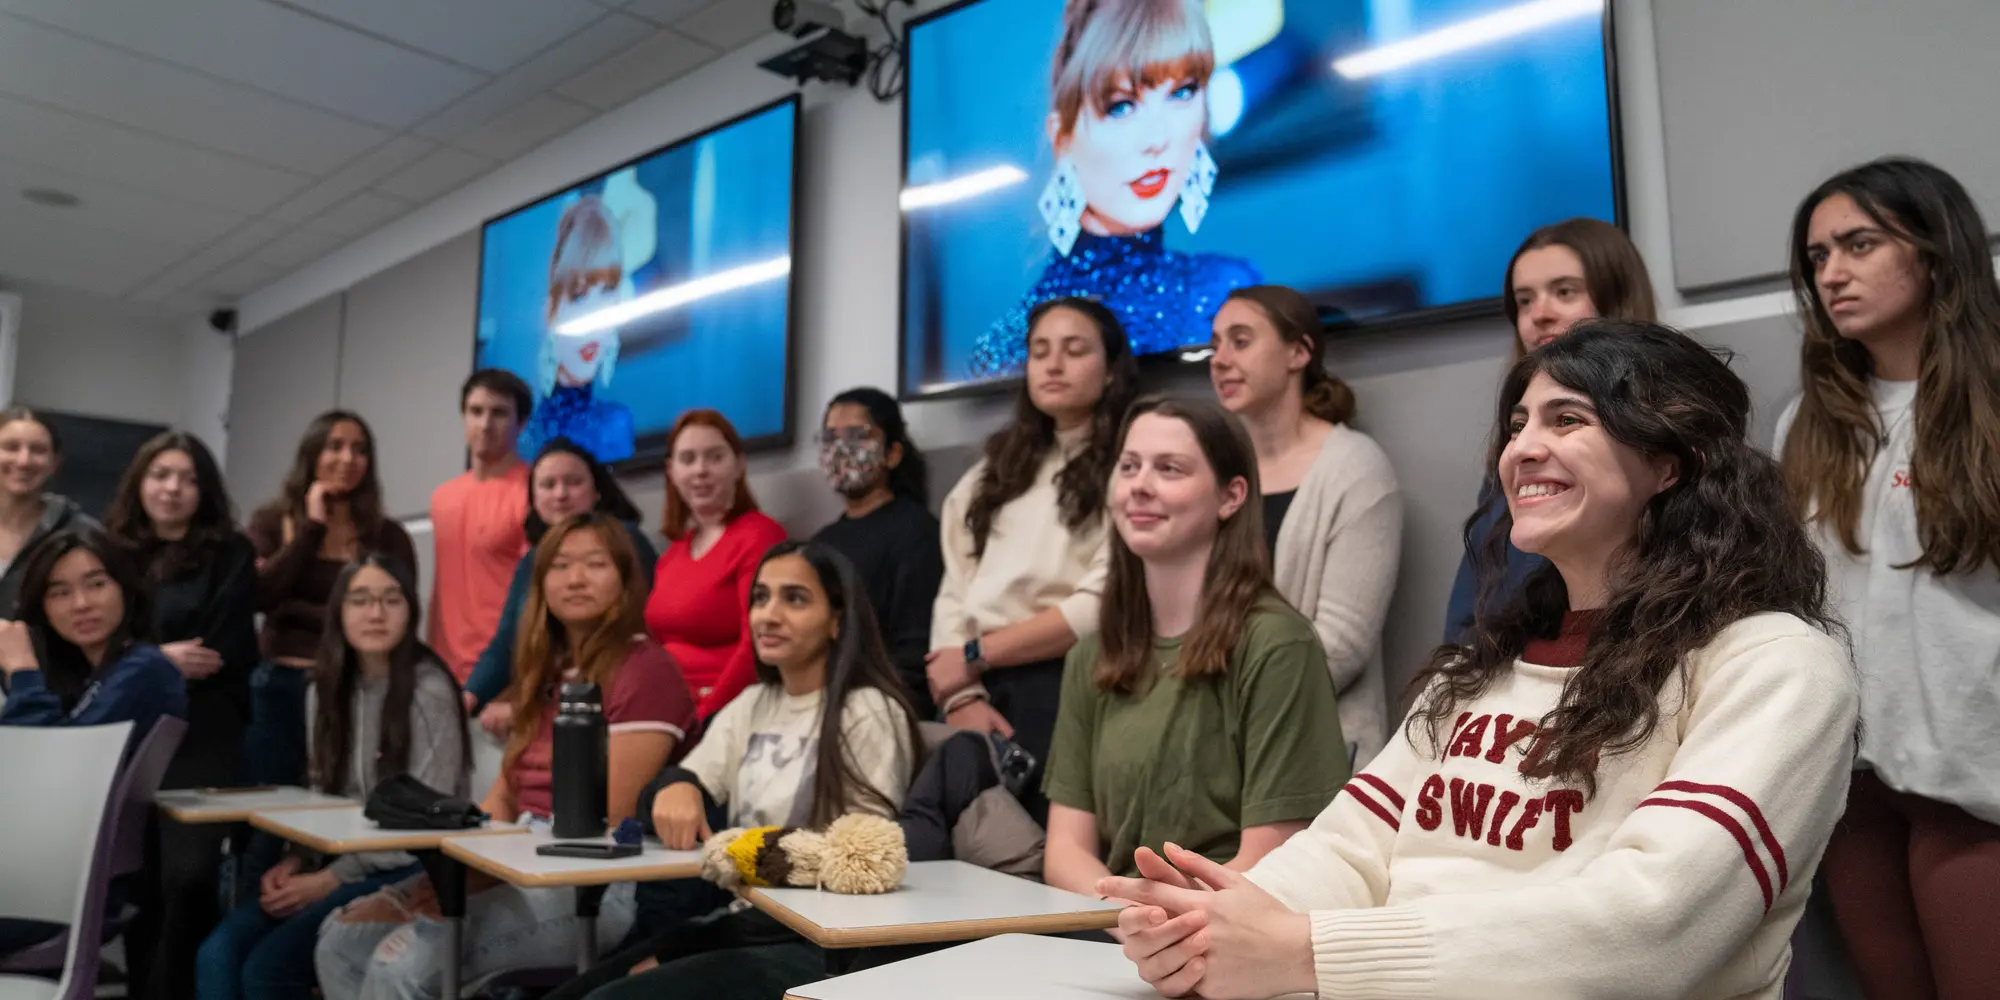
[1775,156,2000,1000]
[1103,322,1859,1000]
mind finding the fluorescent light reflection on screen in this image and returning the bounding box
[900,165,1030,211]
[552,256,792,336]
[1332,0,1602,79]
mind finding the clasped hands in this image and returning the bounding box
[1098,843,1316,1000]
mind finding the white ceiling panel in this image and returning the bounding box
[264,136,436,224]
[253,227,354,272]
[556,27,717,111]
[0,160,247,251]
[454,94,599,161]
[125,219,292,301]
[272,0,609,74]
[374,146,497,203]
[199,257,290,299]
[408,11,653,142]
[673,0,774,50]
[621,0,713,27]
[304,191,412,238]
[0,13,390,174]
[0,0,483,129]
[0,205,197,295]
[0,93,309,214]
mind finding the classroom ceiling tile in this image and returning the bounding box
[269,0,610,74]
[373,146,499,203]
[454,94,599,161]
[555,27,719,111]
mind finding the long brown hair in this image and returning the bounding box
[661,409,760,543]
[502,513,651,786]
[1779,157,2000,575]
[1096,397,1276,693]
[1223,286,1356,424]
[1420,322,1839,795]
[1503,218,1657,360]
[104,431,237,581]
[310,554,469,796]
[280,410,385,542]
[965,297,1142,556]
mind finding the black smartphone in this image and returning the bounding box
[536,841,641,860]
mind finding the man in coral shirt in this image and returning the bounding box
[430,369,532,684]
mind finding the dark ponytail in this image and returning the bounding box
[1225,286,1355,424]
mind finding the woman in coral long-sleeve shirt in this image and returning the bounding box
[643,410,787,718]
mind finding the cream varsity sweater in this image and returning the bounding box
[1245,613,1858,1000]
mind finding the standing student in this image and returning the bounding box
[105,432,262,1000]
[929,296,1140,821]
[462,436,656,725]
[0,407,97,620]
[429,369,533,683]
[645,409,788,717]
[195,554,468,1000]
[1442,218,1656,642]
[1775,157,2000,1000]
[1106,323,1858,1000]
[315,513,694,1000]
[811,388,944,717]
[1044,397,1346,903]
[247,411,418,787]
[1209,286,1401,764]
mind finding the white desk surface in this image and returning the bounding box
[441,827,704,887]
[248,805,526,854]
[783,934,1153,1000]
[744,860,1122,949]
[157,786,354,823]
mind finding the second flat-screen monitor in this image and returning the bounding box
[900,0,1621,396]
[476,95,798,463]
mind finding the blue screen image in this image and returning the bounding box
[476,98,796,462]
[901,0,1618,395]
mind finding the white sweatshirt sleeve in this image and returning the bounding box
[1286,622,1859,1000]
[1245,715,1430,912]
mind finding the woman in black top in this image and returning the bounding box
[811,388,944,717]
[103,430,260,1000]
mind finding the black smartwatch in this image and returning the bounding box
[963,636,984,666]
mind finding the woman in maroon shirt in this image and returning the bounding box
[644,409,786,717]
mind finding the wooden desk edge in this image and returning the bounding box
[160,799,354,824]
[746,889,1122,949]
[248,816,527,854]
[439,839,701,887]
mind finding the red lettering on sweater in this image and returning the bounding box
[1415,774,1445,831]
[1448,778,1496,839]
[1485,791,1522,846]
[1484,714,1539,764]
[1505,795,1545,850]
[1892,470,1913,489]
[1545,789,1586,851]
[1448,715,1491,759]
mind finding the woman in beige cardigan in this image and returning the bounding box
[1209,285,1402,766]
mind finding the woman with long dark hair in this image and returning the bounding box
[1043,396,1345,904]
[104,431,261,1000]
[1104,323,1857,1000]
[0,407,97,619]
[246,410,416,787]
[1776,156,2000,999]
[196,554,467,1000]
[930,296,1140,821]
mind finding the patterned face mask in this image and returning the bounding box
[819,428,885,495]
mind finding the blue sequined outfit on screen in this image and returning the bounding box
[521,384,636,463]
[968,228,1261,378]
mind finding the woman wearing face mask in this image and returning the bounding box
[103,431,262,1000]
[247,411,417,787]
[967,0,1258,378]
[462,437,656,729]
[520,195,639,464]
[811,388,944,717]
[646,410,788,718]
[315,513,695,1000]
[1775,157,2000,1000]
[932,296,1141,822]
[1044,397,1346,910]
[1210,286,1401,765]
[0,407,98,621]
[1441,219,1656,643]
[1106,323,1857,1000]
[196,554,468,1000]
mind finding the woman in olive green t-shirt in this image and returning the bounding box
[1043,397,1350,895]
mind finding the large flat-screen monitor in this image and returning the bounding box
[476,95,798,462]
[899,0,1621,396]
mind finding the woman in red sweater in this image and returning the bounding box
[645,409,787,717]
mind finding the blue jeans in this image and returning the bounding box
[195,863,420,1000]
[244,662,310,787]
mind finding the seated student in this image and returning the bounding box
[541,541,922,1000]
[1107,323,1859,1000]
[1043,397,1347,905]
[0,407,98,620]
[196,554,469,1000]
[811,388,944,717]
[314,513,696,1000]
[463,437,657,727]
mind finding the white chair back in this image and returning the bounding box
[469,723,505,807]
[0,722,132,1000]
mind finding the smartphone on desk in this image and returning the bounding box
[536,841,641,860]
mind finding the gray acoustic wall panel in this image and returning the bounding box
[1653,0,2000,291]
[226,295,342,515]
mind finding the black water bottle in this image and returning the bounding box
[552,681,607,839]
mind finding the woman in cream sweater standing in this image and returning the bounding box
[1210,285,1401,766]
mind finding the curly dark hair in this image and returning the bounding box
[1413,320,1841,795]
[965,297,1141,556]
